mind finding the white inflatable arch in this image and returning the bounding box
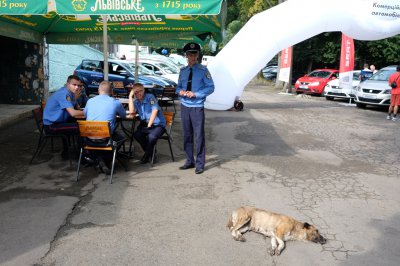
[205,0,400,110]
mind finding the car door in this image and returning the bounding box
[81,60,104,94]
[108,62,135,93]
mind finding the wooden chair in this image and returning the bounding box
[151,111,175,166]
[111,81,128,98]
[30,107,72,165]
[157,87,176,112]
[76,121,126,184]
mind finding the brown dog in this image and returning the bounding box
[227,206,327,255]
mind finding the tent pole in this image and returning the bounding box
[135,39,139,83]
[103,15,109,81]
[42,36,50,101]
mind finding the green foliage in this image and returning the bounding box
[355,35,400,68]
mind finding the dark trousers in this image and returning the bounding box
[44,123,79,154]
[180,105,205,169]
[85,131,126,168]
[134,124,165,158]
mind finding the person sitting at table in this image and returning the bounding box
[43,75,84,159]
[74,80,89,109]
[84,80,127,172]
[128,83,166,164]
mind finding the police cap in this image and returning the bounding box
[183,42,201,54]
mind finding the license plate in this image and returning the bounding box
[299,85,308,89]
[363,94,376,99]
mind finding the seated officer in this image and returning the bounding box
[360,63,373,82]
[128,83,166,164]
[74,80,89,109]
[43,75,84,158]
[84,80,127,172]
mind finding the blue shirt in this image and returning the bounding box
[360,69,373,81]
[134,93,166,127]
[43,87,76,125]
[176,63,215,107]
[84,94,126,133]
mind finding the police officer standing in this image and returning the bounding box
[177,42,215,174]
[43,75,84,158]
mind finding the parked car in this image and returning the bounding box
[262,65,278,81]
[354,65,397,108]
[324,70,361,100]
[169,53,187,66]
[294,69,339,96]
[74,59,176,96]
[138,59,180,83]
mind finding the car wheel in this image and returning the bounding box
[356,102,366,108]
[325,96,334,101]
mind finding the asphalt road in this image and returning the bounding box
[1,83,399,266]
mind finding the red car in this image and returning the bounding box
[294,69,339,96]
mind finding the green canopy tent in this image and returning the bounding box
[0,0,225,81]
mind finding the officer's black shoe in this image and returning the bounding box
[195,168,204,174]
[140,154,150,164]
[179,164,195,170]
[98,158,111,175]
[60,151,69,160]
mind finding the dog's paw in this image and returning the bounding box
[234,235,246,242]
[269,248,276,256]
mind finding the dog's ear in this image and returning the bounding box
[303,222,311,229]
[227,219,233,229]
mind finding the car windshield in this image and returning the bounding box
[127,63,154,75]
[308,71,332,78]
[369,69,396,81]
[353,72,361,81]
[156,62,179,74]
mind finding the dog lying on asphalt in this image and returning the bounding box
[227,206,327,255]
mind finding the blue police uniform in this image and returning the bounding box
[176,62,215,172]
[176,63,215,107]
[84,94,126,133]
[43,86,80,157]
[76,92,89,109]
[133,93,166,163]
[43,87,76,125]
[134,93,166,127]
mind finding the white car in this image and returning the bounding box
[324,70,360,100]
[139,59,180,83]
[169,53,187,66]
[354,65,397,108]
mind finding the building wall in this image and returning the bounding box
[49,45,103,92]
[0,37,45,104]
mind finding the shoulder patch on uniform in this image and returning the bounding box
[66,95,71,102]
[206,70,212,79]
[150,100,155,105]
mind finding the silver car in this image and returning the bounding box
[354,65,397,108]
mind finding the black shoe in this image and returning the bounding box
[98,159,111,175]
[195,168,204,174]
[179,164,195,170]
[61,151,69,160]
[140,155,150,164]
[82,156,95,165]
